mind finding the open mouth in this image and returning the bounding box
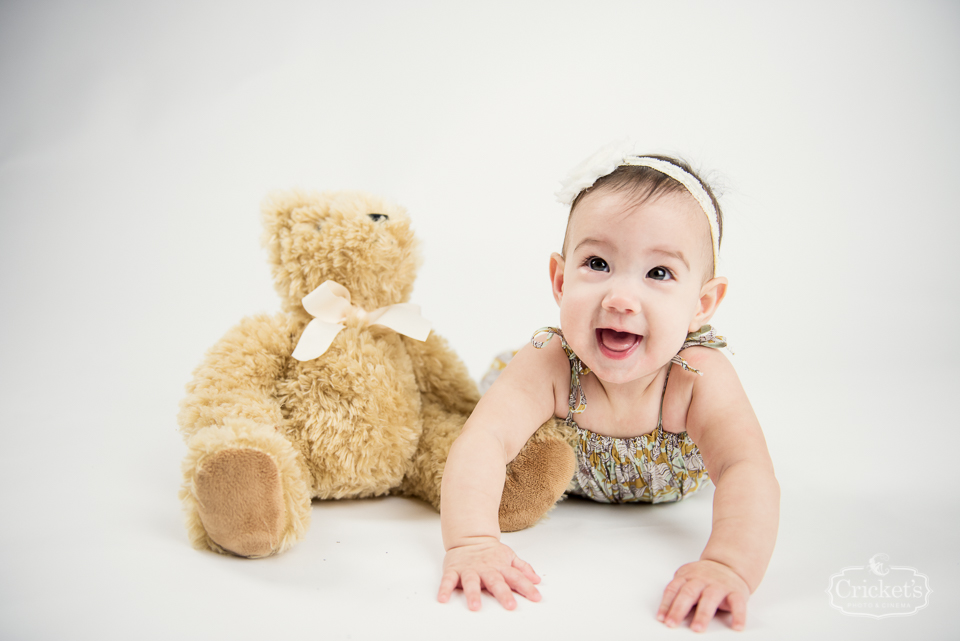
[596,328,642,359]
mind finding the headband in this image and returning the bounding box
[556,141,720,276]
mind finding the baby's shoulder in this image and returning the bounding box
[663,347,737,424]
[514,331,573,382]
[504,331,574,417]
[677,345,740,398]
[680,342,733,373]
[675,343,754,445]
[481,328,572,395]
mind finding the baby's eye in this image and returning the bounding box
[587,257,609,272]
[368,213,389,222]
[647,266,673,281]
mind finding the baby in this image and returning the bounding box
[437,142,779,632]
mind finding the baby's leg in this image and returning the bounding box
[499,418,576,532]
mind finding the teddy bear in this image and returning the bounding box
[177,189,575,558]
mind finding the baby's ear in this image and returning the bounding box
[690,276,728,331]
[549,253,565,305]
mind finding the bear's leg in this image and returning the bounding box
[397,400,463,510]
[180,418,312,558]
[498,419,576,532]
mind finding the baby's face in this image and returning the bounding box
[552,187,713,384]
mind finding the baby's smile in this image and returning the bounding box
[596,328,642,360]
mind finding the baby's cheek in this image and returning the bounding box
[558,296,585,326]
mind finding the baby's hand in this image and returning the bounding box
[657,559,750,632]
[437,537,542,611]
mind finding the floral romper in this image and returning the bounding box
[483,325,728,504]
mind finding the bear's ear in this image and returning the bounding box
[260,189,325,260]
[261,190,309,238]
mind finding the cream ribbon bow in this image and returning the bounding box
[291,280,431,361]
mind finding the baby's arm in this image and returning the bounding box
[658,348,780,632]
[437,340,566,610]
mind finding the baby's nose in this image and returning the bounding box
[602,288,640,314]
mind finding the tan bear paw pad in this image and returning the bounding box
[195,448,286,558]
[499,439,576,533]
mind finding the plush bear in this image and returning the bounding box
[178,189,574,558]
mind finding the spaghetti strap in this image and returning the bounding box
[531,326,590,417]
[656,364,673,431]
[670,325,730,375]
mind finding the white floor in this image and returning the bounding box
[2,464,956,640]
[1,2,958,639]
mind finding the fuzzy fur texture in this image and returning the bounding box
[178,189,575,558]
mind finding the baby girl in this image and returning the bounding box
[437,142,779,632]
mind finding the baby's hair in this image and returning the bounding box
[562,155,724,278]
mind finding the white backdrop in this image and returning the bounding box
[1,2,957,639]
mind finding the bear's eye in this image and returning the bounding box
[368,213,389,222]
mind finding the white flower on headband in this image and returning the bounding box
[555,138,636,206]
